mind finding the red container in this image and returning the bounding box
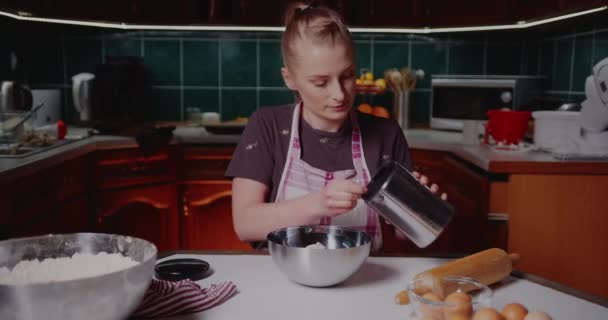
[485,110,531,145]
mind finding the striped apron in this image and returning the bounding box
[275,102,382,251]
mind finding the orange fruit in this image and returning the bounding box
[357,103,373,114]
[372,106,390,118]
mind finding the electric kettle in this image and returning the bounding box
[72,73,95,122]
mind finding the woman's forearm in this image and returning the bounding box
[233,192,322,242]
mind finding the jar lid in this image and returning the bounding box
[154,258,213,281]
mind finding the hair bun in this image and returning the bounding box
[281,0,353,68]
[284,1,308,26]
[284,0,325,25]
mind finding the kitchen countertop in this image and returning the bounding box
[0,126,239,183]
[153,252,608,320]
[169,127,608,174]
[0,135,135,183]
[404,129,608,174]
[1,126,607,183]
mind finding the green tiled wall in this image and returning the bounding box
[1,11,607,124]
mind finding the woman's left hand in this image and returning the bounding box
[392,171,447,240]
[412,171,448,201]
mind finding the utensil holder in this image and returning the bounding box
[393,91,410,129]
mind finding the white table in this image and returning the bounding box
[156,253,608,320]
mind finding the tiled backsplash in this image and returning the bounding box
[1,11,607,124]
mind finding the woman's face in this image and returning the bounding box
[282,38,356,130]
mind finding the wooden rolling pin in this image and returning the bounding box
[395,248,520,304]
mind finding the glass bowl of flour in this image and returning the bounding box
[0,233,157,320]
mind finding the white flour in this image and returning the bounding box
[0,252,139,285]
[305,242,327,249]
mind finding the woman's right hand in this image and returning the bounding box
[314,179,366,218]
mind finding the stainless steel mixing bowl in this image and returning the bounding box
[0,233,157,320]
[267,225,371,287]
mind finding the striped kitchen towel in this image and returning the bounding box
[131,279,238,318]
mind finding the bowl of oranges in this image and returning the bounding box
[355,70,387,94]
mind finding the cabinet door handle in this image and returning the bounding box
[190,190,232,208]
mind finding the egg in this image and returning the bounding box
[501,303,528,320]
[419,292,444,320]
[472,307,504,320]
[523,311,552,320]
[443,291,473,319]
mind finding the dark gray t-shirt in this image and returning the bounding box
[225,104,413,201]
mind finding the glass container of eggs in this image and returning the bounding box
[407,276,493,320]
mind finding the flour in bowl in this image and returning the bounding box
[0,252,139,285]
[305,242,327,249]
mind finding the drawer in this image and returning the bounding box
[94,148,175,190]
[179,146,234,180]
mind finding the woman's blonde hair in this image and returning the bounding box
[281,0,354,69]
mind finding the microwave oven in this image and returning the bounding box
[430,75,544,131]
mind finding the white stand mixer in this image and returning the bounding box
[579,57,608,155]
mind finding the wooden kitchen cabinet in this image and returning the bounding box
[6,164,58,239]
[128,0,225,24]
[341,0,425,27]
[0,0,131,21]
[510,0,605,21]
[178,145,251,251]
[1,0,604,28]
[2,154,92,240]
[0,141,507,255]
[90,145,247,252]
[180,181,252,251]
[92,147,179,251]
[0,0,232,25]
[508,174,608,299]
[95,183,179,251]
[420,0,512,27]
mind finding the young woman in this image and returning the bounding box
[226,1,444,251]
